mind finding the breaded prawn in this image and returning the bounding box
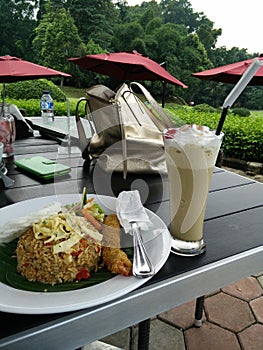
[102,214,132,276]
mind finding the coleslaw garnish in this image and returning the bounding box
[33,212,103,254]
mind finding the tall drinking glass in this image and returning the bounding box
[163,124,224,256]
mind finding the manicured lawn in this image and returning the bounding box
[250,110,263,117]
[60,86,87,99]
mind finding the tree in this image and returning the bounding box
[139,1,162,28]
[142,23,186,97]
[196,20,222,53]
[112,22,145,52]
[150,22,186,61]
[114,0,129,22]
[67,0,118,50]
[161,0,198,31]
[0,0,37,59]
[33,4,86,84]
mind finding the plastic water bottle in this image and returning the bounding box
[0,103,16,157]
[40,90,54,123]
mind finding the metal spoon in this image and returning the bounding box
[0,169,14,188]
[130,222,155,278]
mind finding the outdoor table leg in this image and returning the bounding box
[194,295,205,327]
[138,319,151,350]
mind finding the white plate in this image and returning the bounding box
[0,194,171,314]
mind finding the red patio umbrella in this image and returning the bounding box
[0,55,71,83]
[0,55,71,109]
[68,51,187,106]
[192,55,263,85]
[192,57,263,135]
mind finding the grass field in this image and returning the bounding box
[250,110,263,117]
[60,86,87,99]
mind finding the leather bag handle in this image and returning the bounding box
[129,82,175,129]
[75,97,94,155]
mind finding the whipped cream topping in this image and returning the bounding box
[163,124,223,169]
[163,124,221,147]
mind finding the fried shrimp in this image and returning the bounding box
[102,214,132,276]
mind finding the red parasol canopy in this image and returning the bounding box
[68,51,187,88]
[192,55,263,85]
[0,55,71,83]
[193,57,263,135]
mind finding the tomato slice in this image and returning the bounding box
[76,268,91,282]
[71,250,82,257]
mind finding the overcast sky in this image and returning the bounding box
[127,0,262,55]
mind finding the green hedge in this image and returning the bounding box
[4,79,67,101]
[3,98,263,163]
[165,104,263,163]
[231,107,251,117]
[5,97,85,117]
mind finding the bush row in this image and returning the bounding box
[4,98,263,163]
[5,96,88,117]
[4,80,67,101]
[165,104,263,163]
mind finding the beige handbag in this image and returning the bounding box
[75,82,174,178]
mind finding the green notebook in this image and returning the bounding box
[14,156,71,180]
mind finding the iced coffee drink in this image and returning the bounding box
[163,125,223,256]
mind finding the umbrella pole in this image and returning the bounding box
[160,61,167,108]
[162,81,166,108]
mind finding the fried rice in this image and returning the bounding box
[16,214,102,286]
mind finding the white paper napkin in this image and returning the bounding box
[116,190,152,233]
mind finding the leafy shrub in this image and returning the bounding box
[6,97,84,117]
[165,104,221,130]
[222,115,262,162]
[193,103,219,113]
[4,79,67,101]
[231,107,251,117]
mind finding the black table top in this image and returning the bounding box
[1,136,263,350]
